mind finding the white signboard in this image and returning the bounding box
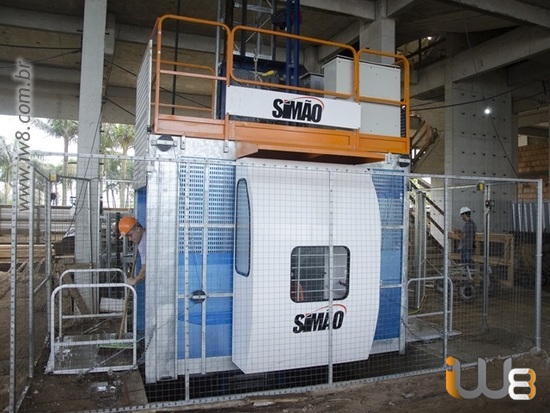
[225,85,361,129]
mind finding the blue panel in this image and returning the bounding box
[373,172,404,341]
[377,197,405,226]
[177,297,232,358]
[178,164,235,255]
[135,187,147,335]
[374,287,401,340]
[208,164,236,225]
[180,253,203,294]
[208,227,234,253]
[380,229,403,284]
[136,187,147,225]
[189,164,206,224]
[178,251,233,296]
[176,163,235,361]
[372,173,405,199]
[207,252,233,293]
[373,172,405,285]
[372,173,405,226]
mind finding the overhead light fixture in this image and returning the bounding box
[427,36,433,40]
[484,106,492,115]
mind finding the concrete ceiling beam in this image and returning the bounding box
[441,0,550,30]
[412,26,550,97]
[512,81,550,113]
[387,0,418,17]
[0,60,81,84]
[0,6,82,34]
[0,6,264,56]
[518,126,548,138]
[518,110,549,128]
[508,58,550,86]
[317,21,361,62]
[301,0,375,20]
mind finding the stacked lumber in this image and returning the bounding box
[0,244,53,262]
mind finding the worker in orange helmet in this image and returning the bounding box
[118,215,147,286]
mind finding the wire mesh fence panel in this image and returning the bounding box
[8,153,542,411]
[7,160,49,410]
[409,175,541,367]
[29,166,53,380]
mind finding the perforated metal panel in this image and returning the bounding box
[372,172,407,353]
[176,161,235,375]
[134,40,152,189]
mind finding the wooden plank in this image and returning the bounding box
[0,234,65,244]
[55,261,92,315]
[0,244,53,261]
[449,232,515,286]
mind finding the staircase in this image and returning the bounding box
[408,178,446,307]
[410,113,443,173]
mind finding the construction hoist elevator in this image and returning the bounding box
[131,3,411,384]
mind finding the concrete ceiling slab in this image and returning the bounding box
[0,0,548,134]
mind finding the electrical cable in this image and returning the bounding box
[0,48,81,69]
[412,82,547,112]
[103,57,211,110]
[102,96,135,118]
[0,42,80,50]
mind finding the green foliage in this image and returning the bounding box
[0,135,16,203]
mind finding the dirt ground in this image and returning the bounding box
[0,271,9,412]
[172,352,550,413]
[2,271,550,413]
[13,352,550,413]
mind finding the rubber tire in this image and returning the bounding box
[459,281,476,302]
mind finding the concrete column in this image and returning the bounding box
[358,0,394,64]
[75,0,107,266]
[359,18,395,64]
[302,46,320,74]
[444,65,517,231]
[359,18,395,52]
[444,73,516,178]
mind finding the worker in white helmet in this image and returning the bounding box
[458,206,477,264]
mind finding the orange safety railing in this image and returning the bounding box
[156,60,217,117]
[152,14,230,124]
[227,25,359,101]
[146,14,410,161]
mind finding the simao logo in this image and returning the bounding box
[293,304,346,334]
[272,97,324,123]
[446,356,536,400]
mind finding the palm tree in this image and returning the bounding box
[33,119,78,206]
[101,123,135,208]
[46,163,65,205]
[0,135,15,204]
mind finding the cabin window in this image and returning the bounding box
[235,178,251,276]
[290,246,349,302]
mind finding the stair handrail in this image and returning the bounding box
[410,179,444,236]
[410,113,440,166]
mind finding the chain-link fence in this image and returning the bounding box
[7,153,542,412]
